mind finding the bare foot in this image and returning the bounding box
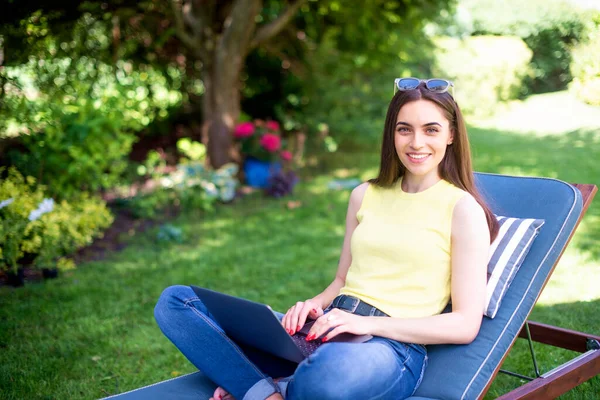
[210,378,285,400]
[210,386,235,400]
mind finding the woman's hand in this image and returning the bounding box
[306,308,372,342]
[281,300,324,335]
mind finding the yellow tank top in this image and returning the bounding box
[339,178,467,318]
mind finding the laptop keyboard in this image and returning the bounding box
[291,334,322,357]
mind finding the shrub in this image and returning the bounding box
[120,160,240,219]
[457,0,591,94]
[432,36,533,116]
[570,19,600,106]
[8,102,136,199]
[0,168,113,274]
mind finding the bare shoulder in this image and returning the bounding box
[349,182,370,208]
[452,193,488,236]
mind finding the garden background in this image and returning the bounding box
[1,0,599,398]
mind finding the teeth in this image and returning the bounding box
[408,154,428,159]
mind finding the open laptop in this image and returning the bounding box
[190,286,372,363]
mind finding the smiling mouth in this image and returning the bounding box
[407,153,430,161]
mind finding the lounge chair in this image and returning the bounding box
[103,172,599,400]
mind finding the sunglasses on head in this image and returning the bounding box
[394,78,455,97]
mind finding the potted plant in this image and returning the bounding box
[234,119,290,188]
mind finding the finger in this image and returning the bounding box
[308,306,324,320]
[282,307,294,334]
[289,302,304,334]
[308,312,342,341]
[305,313,325,340]
[321,324,349,342]
[296,303,313,333]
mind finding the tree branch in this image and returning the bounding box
[250,0,307,49]
[170,0,200,54]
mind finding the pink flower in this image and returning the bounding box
[234,122,255,138]
[265,120,280,132]
[280,150,292,161]
[260,133,281,153]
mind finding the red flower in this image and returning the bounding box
[260,133,282,152]
[265,120,280,132]
[280,150,292,161]
[234,122,255,138]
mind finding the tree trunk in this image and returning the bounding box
[170,0,305,168]
[202,57,241,169]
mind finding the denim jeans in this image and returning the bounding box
[154,285,427,400]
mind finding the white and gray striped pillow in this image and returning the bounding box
[485,216,545,318]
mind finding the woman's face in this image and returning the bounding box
[394,99,454,183]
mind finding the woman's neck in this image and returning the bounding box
[400,174,442,193]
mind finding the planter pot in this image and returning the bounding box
[243,157,282,188]
[42,267,59,280]
[6,268,25,287]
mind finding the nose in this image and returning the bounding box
[410,132,425,149]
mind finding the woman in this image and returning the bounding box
[154,78,499,400]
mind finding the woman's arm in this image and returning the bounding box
[311,182,369,308]
[281,182,369,333]
[311,193,491,345]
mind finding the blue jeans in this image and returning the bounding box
[154,285,427,400]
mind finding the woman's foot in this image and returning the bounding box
[210,378,286,400]
[210,386,235,400]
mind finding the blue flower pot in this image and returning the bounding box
[243,157,281,188]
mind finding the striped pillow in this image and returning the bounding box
[485,216,545,318]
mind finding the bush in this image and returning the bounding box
[0,168,113,274]
[432,36,533,116]
[570,19,600,106]
[9,102,136,199]
[119,160,240,220]
[1,13,185,198]
[457,0,591,94]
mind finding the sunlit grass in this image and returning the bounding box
[470,90,600,135]
[1,91,599,399]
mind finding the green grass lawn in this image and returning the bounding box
[1,91,599,399]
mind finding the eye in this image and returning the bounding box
[396,127,411,135]
[425,127,439,135]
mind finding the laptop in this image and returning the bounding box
[190,286,373,363]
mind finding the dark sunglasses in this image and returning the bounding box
[394,78,455,97]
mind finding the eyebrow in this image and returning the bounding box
[396,121,442,128]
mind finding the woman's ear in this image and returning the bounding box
[448,129,455,145]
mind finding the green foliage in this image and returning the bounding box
[177,138,207,163]
[0,168,113,273]
[122,162,240,220]
[1,12,186,198]
[455,0,591,94]
[0,170,43,273]
[243,0,454,145]
[570,18,600,106]
[9,102,136,199]
[300,32,404,147]
[156,224,184,244]
[171,162,239,206]
[121,190,178,220]
[433,36,533,116]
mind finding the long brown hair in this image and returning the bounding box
[369,84,499,242]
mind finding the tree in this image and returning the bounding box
[1,0,455,169]
[167,1,305,167]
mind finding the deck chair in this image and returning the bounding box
[103,172,599,400]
